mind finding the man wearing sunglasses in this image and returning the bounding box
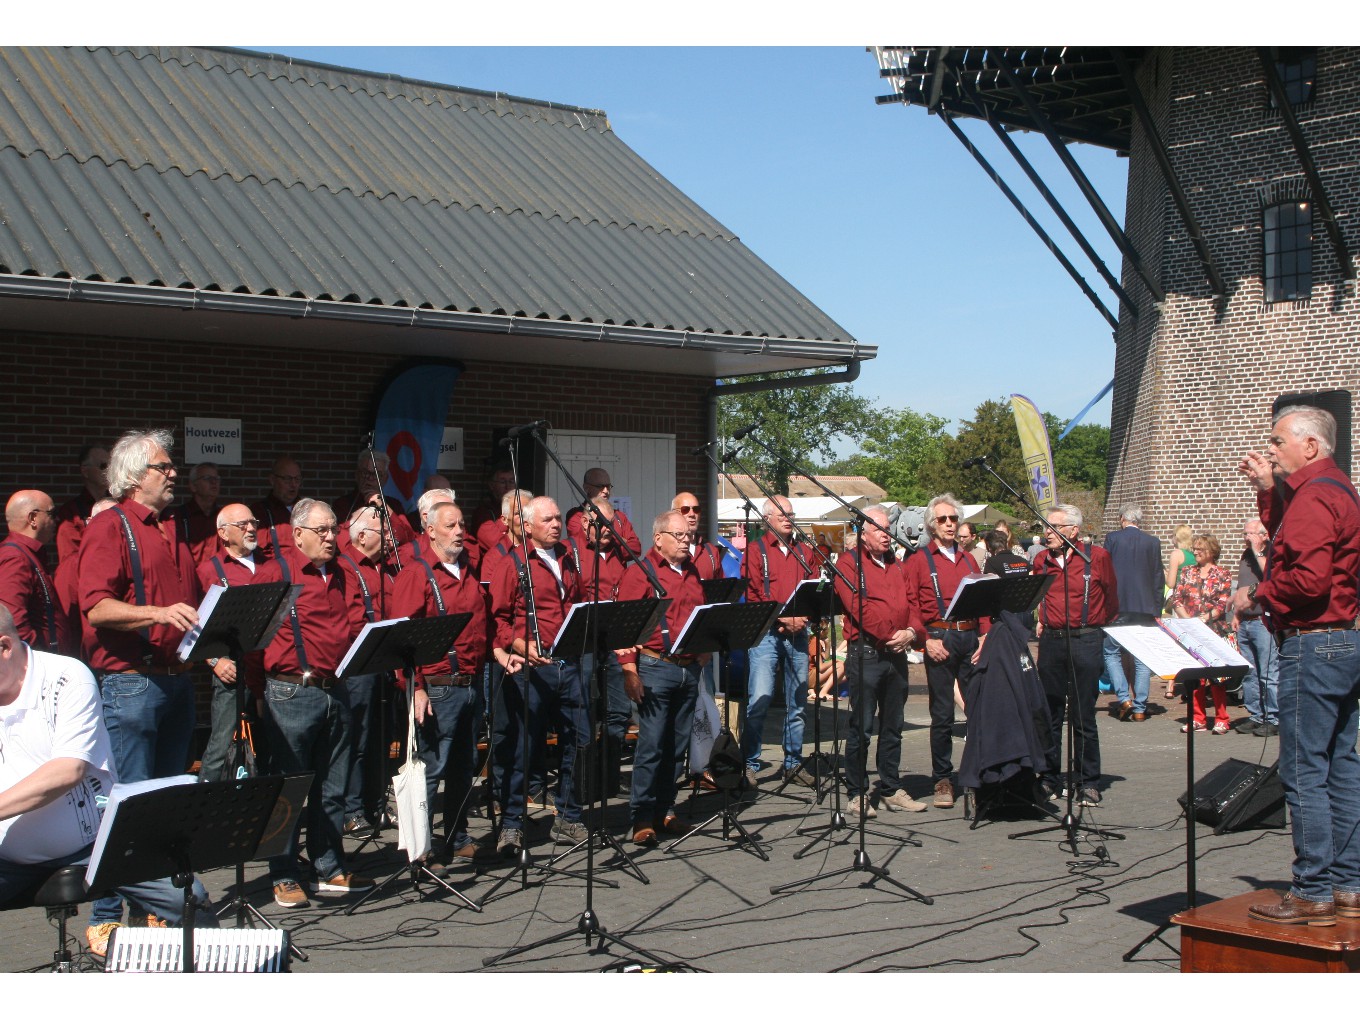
[0,490,63,653]
[671,491,724,580]
[565,467,642,560]
[903,493,988,809]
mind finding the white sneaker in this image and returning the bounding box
[880,789,928,813]
[845,796,877,820]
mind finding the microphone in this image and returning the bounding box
[731,418,764,442]
[691,440,716,456]
[499,420,549,446]
[721,445,742,464]
[360,431,375,448]
[961,455,988,469]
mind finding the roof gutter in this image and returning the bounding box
[701,359,863,542]
[0,274,872,364]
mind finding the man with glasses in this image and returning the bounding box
[251,455,303,560]
[0,490,63,653]
[672,491,724,580]
[167,462,226,567]
[55,443,109,563]
[566,467,642,559]
[903,493,988,809]
[256,499,373,908]
[1032,503,1118,807]
[740,494,817,787]
[195,504,268,784]
[76,428,203,954]
[332,450,417,549]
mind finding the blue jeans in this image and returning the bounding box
[741,628,808,772]
[924,629,979,782]
[844,647,908,800]
[417,682,481,847]
[1238,618,1280,724]
[1276,629,1360,903]
[498,661,587,829]
[630,657,699,825]
[262,679,352,883]
[91,671,196,925]
[198,674,239,784]
[342,673,379,822]
[1103,612,1155,714]
[582,651,631,744]
[0,845,218,928]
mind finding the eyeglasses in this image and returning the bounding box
[676,505,701,514]
[146,462,176,476]
[296,524,338,537]
[272,473,302,483]
[660,531,690,541]
[223,519,260,530]
[934,515,959,524]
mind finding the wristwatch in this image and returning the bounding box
[1247,583,1259,603]
[208,657,220,668]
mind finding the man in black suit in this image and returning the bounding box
[1101,504,1161,721]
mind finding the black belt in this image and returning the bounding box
[1043,626,1102,637]
[425,673,476,687]
[1275,624,1355,642]
[638,647,700,667]
[270,672,339,689]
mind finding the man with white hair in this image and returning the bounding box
[332,450,416,547]
[414,486,456,562]
[1101,503,1162,723]
[76,428,202,949]
[1232,516,1278,735]
[0,489,62,653]
[1235,405,1360,926]
[903,492,988,809]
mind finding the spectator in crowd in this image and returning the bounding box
[1232,516,1278,736]
[1169,533,1234,733]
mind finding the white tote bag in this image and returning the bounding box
[392,690,432,862]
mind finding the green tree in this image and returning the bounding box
[822,407,949,504]
[917,398,1029,510]
[717,371,874,495]
[1044,413,1109,492]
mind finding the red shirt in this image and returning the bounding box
[196,551,269,694]
[489,541,581,652]
[742,531,817,608]
[833,549,911,645]
[475,518,509,565]
[331,492,417,547]
[903,540,992,637]
[55,491,97,563]
[1033,543,1119,629]
[389,550,490,683]
[335,538,397,633]
[614,549,706,666]
[0,533,62,651]
[250,494,295,561]
[1256,457,1360,630]
[565,505,642,560]
[569,539,629,601]
[52,555,82,658]
[77,498,202,672]
[166,500,223,567]
[257,545,356,677]
[690,540,725,581]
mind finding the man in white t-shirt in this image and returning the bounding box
[0,608,216,956]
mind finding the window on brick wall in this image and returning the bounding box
[1269,47,1317,108]
[1263,200,1313,303]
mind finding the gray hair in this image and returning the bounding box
[501,489,533,517]
[359,450,390,470]
[925,493,964,537]
[1119,504,1143,525]
[522,496,558,526]
[1274,404,1337,457]
[347,504,381,542]
[418,487,456,525]
[191,462,220,482]
[291,497,335,529]
[107,428,175,499]
[1050,503,1084,530]
[652,509,686,536]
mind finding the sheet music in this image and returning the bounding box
[1157,617,1251,669]
[550,600,612,655]
[1103,625,1204,679]
[176,584,227,660]
[85,774,199,885]
[337,618,407,677]
[945,573,996,619]
[671,603,728,652]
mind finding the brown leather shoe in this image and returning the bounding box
[632,823,657,847]
[1335,889,1360,918]
[933,778,955,809]
[1248,890,1336,926]
[1131,712,1147,721]
[451,840,495,863]
[656,813,692,838]
[1113,700,1134,721]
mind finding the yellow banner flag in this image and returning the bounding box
[1010,394,1057,513]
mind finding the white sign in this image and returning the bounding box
[184,418,243,466]
[437,427,465,472]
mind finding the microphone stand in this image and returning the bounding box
[960,458,1122,856]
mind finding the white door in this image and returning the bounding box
[543,430,676,540]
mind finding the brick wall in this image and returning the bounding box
[1108,46,1360,552]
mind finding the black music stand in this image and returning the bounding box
[770,579,844,798]
[177,581,303,953]
[1123,663,1249,962]
[701,578,745,604]
[665,601,780,860]
[88,776,304,973]
[336,615,483,914]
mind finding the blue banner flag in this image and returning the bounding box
[374,361,462,509]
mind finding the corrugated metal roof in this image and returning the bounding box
[0,46,858,345]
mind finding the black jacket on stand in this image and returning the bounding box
[958,614,1053,789]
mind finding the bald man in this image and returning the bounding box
[0,490,62,652]
[672,491,723,580]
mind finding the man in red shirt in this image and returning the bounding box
[166,462,225,567]
[1234,405,1360,926]
[835,507,924,817]
[195,503,268,784]
[55,443,109,563]
[672,491,724,580]
[390,500,505,861]
[1032,503,1118,808]
[565,468,642,560]
[0,490,62,653]
[570,501,633,756]
[256,498,373,909]
[76,428,203,946]
[902,493,989,809]
[467,462,516,560]
[615,510,706,845]
[488,496,588,853]
[332,451,416,548]
[251,455,303,560]
[53,497,116,658]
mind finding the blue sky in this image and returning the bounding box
[261,46,1128,438]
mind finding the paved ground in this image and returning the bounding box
[2,686,1294,974]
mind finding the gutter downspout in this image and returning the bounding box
[702,359,863,543]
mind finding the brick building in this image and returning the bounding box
[876,46,1359,546]
[0,46,873,529]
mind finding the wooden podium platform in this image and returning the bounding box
[1173,891,1360,972]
